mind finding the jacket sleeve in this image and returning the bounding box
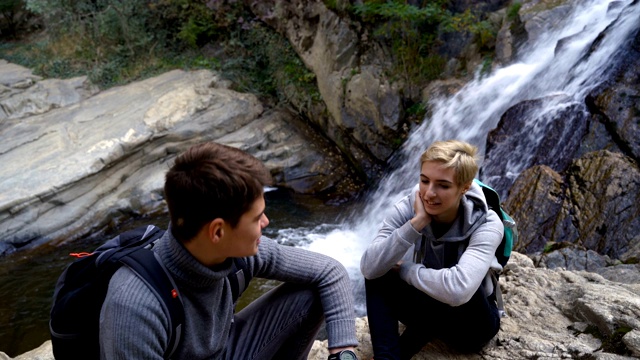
[100,267,167,360]
[252,238,359,349]
[360,192,422,280]
[398,209,504,306]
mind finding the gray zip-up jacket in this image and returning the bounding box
[360,181,504,306]
[100,227,358,359]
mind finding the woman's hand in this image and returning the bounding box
[410,190,431,231]
[391,260,404,272]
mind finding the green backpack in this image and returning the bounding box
[474,179,517,267]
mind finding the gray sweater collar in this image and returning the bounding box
[156,225,235,288]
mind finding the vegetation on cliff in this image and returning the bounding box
[1,0,496,101]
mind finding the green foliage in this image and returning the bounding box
[179,15,215,48]
[9,1,219,87]
[507,2,522,21]
[406,102,426,117]
[324,0,338,11]
[221,21,322,110]
[543,241,559,253]
[440,9,496,49]
[480,56,493,78]
[353,1,446,22]
[21,0,166,86]
[353,0,449,91]
[581,325,633,356]
[352,0,496,90]
[6,0,324,114]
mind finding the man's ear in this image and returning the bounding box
[462,181,472,194]
[207,218,225,243]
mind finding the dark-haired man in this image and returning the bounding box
[100,142,359,360]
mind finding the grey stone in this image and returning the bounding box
[0,64,358,255]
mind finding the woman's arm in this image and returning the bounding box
[360,190,424,279]
[398,209,503,306]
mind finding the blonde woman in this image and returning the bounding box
[360,140,504,359]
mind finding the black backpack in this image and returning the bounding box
[49,225,251,359]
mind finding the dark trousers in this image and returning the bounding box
[225,283,324,360]
[365,271,500,360]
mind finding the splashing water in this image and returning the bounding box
[281,0,639,312]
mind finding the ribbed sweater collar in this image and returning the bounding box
[155,224,234,288]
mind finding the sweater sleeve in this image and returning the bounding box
[100,267,168,360]
[398,209,504,306]
[253,238,359,349]
[360,192,421,279]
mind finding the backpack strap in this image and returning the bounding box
[228,257,251,303]
[120,248,184,359]
[490,271,508,318]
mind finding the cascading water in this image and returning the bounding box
[281,0,640,313]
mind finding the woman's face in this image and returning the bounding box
[418,161,469,224]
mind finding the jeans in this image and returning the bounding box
[224,282,324,360]
[365,271,500,360]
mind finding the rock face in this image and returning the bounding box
[483,0,640,200]
[0,60,99,120]
[247,0,404,180]
[505,151,640,262]
[482,0,640,261]
[0,62,360,256]
[6,252,640,359]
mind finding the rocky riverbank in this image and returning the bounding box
[3,252,639,359]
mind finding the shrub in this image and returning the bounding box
[353,0,449,89]
[352,0,497,89]
[0,0,31,38]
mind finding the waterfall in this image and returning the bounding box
[286,0,640,312]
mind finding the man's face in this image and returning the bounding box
[221,195,269,257]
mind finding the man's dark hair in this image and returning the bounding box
[164,142,273,242]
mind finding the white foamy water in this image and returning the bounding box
[275,0,639,311]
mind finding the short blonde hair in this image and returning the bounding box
[420,140,479,186]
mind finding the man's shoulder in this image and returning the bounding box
[106,266,159,305]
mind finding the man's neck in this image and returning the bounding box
[183,233,228,267]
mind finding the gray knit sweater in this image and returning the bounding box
[99,228,358,359]
[360,181,504,306]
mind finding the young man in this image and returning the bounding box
[99,142,360,360]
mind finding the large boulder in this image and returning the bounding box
[0,62,360,256]
[505,151,640,261]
